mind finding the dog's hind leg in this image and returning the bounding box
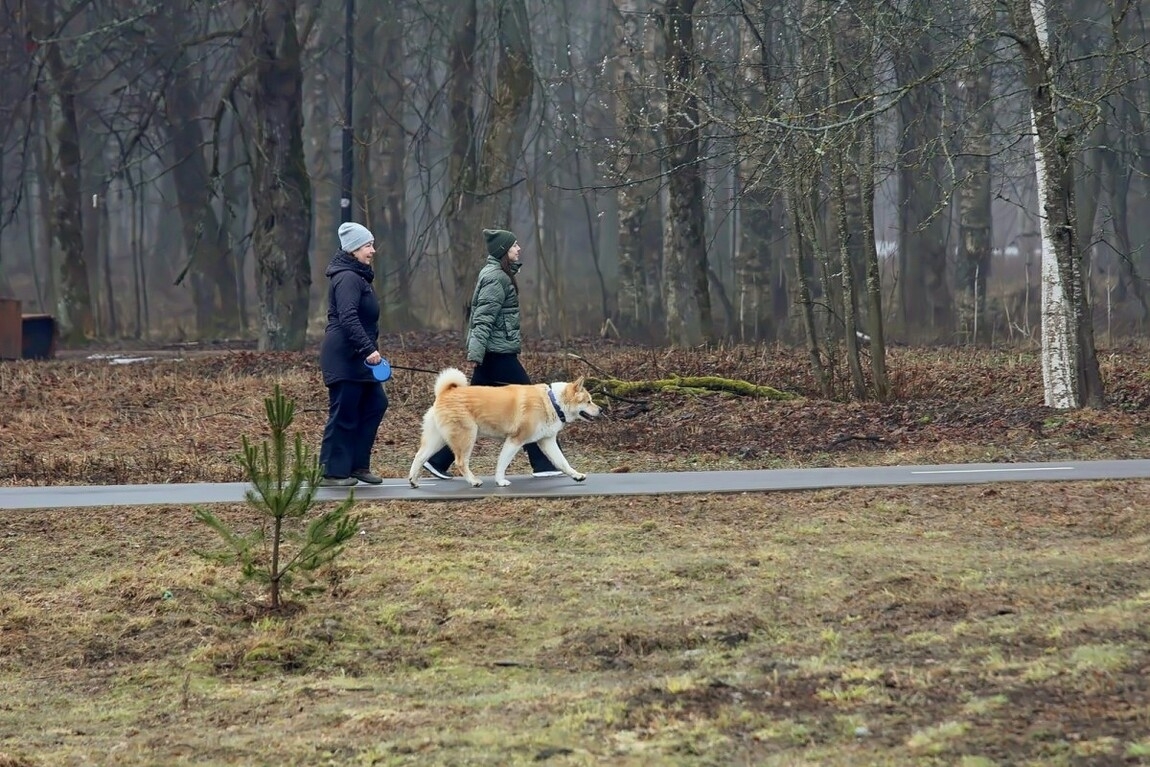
[535,437,586,482]
[449,426,483,487]
[493,439,525,487]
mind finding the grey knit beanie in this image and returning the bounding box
[339,222,374,253]
[484,228,517,259]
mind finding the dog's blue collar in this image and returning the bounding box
[548,388,567,423]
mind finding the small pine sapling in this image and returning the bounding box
[196,385,359,610]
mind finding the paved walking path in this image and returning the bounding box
[3,459,1150,510]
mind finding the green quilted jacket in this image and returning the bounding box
[466,256,523,363]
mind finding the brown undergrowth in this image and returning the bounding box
[3,336,1150,485]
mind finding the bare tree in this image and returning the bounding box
[444,0,535,324]
[893,0,953,342]
[370,0,413,330]
[1,0,1148,357]
[660,0,711,346]
[829,0,872,400]
[611,0,664,340]
[23,0,95,341]
[956,0,996,342]
[154,3,243,339]
[245,0,314,351]
[733,3,790,343]
[785,0,834,396]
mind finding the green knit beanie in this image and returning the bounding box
[484,228,517,259]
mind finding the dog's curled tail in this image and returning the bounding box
[434,367,469,398]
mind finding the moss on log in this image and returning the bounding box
[585,375,796,400]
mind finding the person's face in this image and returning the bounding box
[352,241,375,265]
[506,241,521,262]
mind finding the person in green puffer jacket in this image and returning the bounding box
[421,228,563,480]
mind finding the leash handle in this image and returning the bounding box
[365,358,392,381]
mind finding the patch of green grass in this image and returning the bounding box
[962,694,1008,716]
[1069,643,1131,674]
[904,630,947,646]
[906,720,969,755]
[1127,740,1150,757]
[959,757,999,767]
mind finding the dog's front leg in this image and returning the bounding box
[408,429,447,488]
[536,437,586,482]
[494,439,523,487]
[408,444,430,488]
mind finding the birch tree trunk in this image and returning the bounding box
[1009,0,1104,408]
[1032,111,1077,409]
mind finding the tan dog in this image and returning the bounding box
[408,367,601,488]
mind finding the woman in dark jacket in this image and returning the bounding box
[421,228,561,480]
[318,222,387,487]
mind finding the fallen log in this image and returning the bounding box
[585,375,797,401]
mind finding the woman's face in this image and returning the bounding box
[351,241,375,265]
[506,242,521,263]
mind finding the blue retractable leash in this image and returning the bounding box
[365,358,392,382]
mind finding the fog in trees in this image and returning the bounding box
[2,0,1148,406]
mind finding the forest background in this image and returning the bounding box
[1,0,1148,407]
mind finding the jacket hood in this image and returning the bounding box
[326,250,375,282]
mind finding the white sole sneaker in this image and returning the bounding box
[423,462,454,480]
[531,470,564,478]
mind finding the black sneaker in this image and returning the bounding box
[422,462,454,480]
[351,469,383,485]
[319,476,357,487]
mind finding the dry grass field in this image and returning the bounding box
[2,336,1150,766]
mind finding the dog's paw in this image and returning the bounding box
[408,479,420,488]
[497,478,511,487]
[469,479,483,488]
[572,473,587,482]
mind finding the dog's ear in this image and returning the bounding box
[572,375,585,391]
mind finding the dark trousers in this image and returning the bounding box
[319,380,388,478]
[426,352,558,474]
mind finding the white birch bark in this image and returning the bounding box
[1030,0,1077,409]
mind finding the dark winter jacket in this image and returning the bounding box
[465,256,523,364]
[320,251,380,385]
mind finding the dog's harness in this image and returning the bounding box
[547,388,567,423]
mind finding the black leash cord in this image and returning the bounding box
[386,362,647,406]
